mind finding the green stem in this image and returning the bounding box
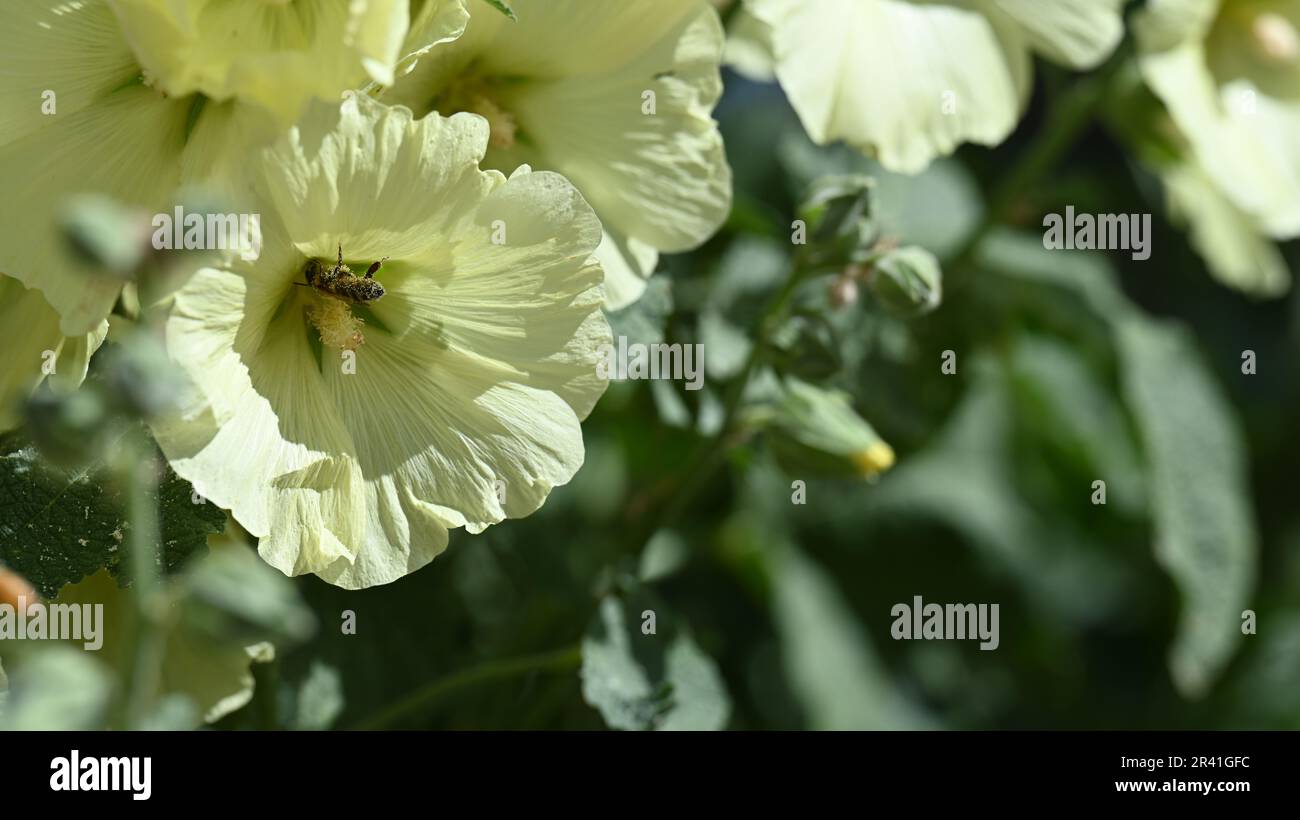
[114,433,167,729]
[638,253,813,546]
[352,645,583,730]
[948,56,1125,277]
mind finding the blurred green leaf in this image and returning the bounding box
[0,647,112,730]
[282,661,345,731]
[479,0,516,20]
[581,592,730,730]
[977,231,1258,695]
[180,538,316,648]
[771,545,932,729]
[639,530,690,583]
[1116,318,1256,697]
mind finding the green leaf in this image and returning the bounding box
[580,592,730,730]
[869,245,943,317]
[0,445,225,597]
[479,0,516,21]
[977,231,1259,695]
[1116,318,1256,698]
[283,661,345,730]
[180,537,317,648]
[771,545,932,729]
[0,647,112,730]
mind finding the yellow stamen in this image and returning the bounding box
[308,295,365,351]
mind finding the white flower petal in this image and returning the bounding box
[750,0,1031,174]
[156,101,611,589]
[0,276,108,431]
[596,230,659,312]
[983,0,1124,69]
[1163,157,1291,296]
[1140,43,1300,236]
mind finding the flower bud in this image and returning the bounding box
[869,245,943,316]
[765,378,894,480]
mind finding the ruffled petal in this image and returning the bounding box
[983,0,1124,69]
[1140,42,1300,236]
[156,100,611,589]
[0,276,108,431]
[750,0,1031,174]
[106,0,413,124]
[384,0,731,295]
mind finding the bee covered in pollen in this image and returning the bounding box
[301,244,389,352]
[303,243,387,304]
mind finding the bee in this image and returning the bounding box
[300,243,387,304]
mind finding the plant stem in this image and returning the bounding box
[639,253,812,546]
[948,56,1126,277]
[114,433,167,729]
[353,645,583,730]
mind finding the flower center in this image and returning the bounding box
[438,76,518,150]
[1207,1,1300,99]
[1253,11,1300,62]
[307,293,366,351]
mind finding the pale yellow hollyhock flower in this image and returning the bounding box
[0,0,464,336]
[1136,0,1300,295]
[153,97,612,589]
[381,0,732,309]
[105,0,465,126]
[0,275,108,432]
[746,0,1125,174]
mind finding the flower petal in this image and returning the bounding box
[1140,42,1300,236]
[750,0,1030,174]
[983,0,1124,69]
[106,0,412,123]
[596,229,659,311]
[385,0,731,288]
[157,101,611,589]
[1163,158,1291,296]
[0,276,108,431]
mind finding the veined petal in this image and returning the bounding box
[0,276,108,431]
[983,0,1124,69]
[156,100,611,589]
[0,0,141,146]
[1140,42,1300,236]
[394,0,470,79]
[749,0,1031,174]
[106,0,413,124]
[384,0,731,296]
[596,230,660,311]
[0,83,191,335]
